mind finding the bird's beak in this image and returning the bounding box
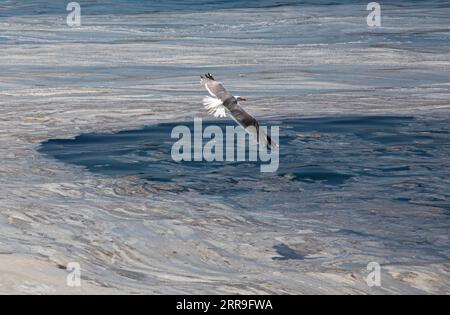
[238,97,247,101]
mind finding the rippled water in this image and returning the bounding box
[2,0,450,293]
[39,115,450,267]
[39,115,450,206]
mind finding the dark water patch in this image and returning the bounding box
[39,115,450,210]
[0,0,304,17]
[381,166,410,172]
[2,0,448,17]
[280,167,352,185]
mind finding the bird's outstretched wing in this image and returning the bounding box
[224,97,276,149]
[200,73,230,118]
[200,73,232,102]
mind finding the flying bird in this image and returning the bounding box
[200,73,276,149]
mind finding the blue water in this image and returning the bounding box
[0,0,299,16]
[39,115,450,211]
[1,0,450,16]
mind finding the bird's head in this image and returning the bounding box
[236,96,247,102]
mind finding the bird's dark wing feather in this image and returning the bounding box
[200,74,233,102]
[223,98,274,149]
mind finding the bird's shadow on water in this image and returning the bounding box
[38,115,450,200]
[272,244,306,261]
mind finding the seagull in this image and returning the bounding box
[200,73,276,149]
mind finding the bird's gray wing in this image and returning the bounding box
[200,74,233,102]
[223,98,276,149]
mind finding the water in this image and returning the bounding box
[39,115,450,267]
[2,0,450,293]
[39,115,450,198]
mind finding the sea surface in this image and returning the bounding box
[1,0,449,293]
[39,115,450,268]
